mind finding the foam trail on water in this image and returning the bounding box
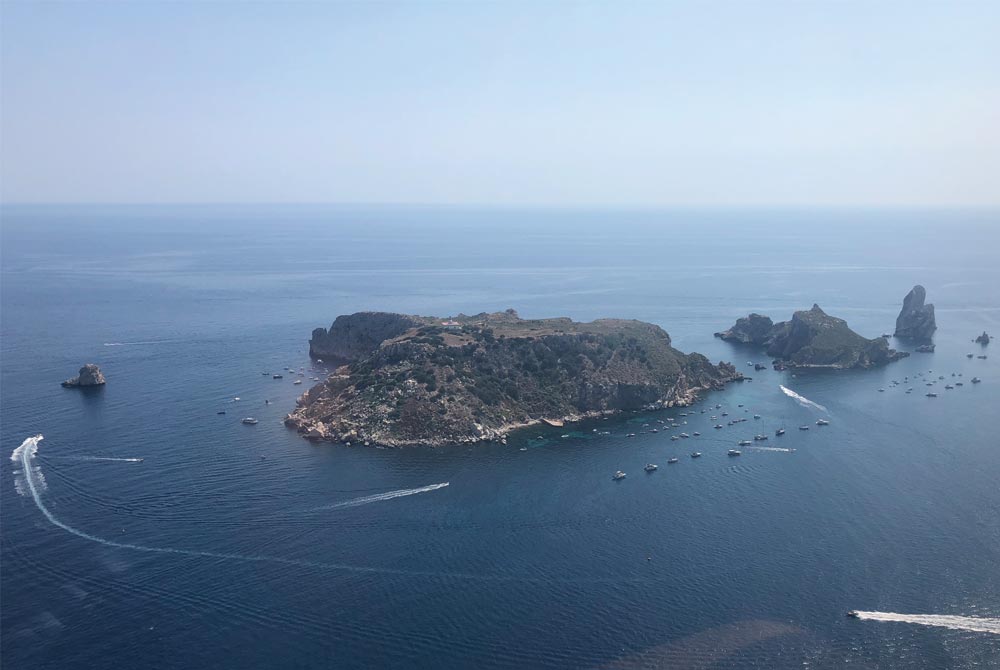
[51,456,144,463]
[748,446,796,453]
[853,611,1000,635]
[103,340,176,346]
[779,385,828,412]
[319,483,450,510]
[10,437,491,581]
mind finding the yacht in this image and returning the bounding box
[816,419,829,426]
[690,452,702,458]
[967,353,974,358]
[667,457,679,464]
[644,463,658,472]
[626,433,636,438]
[273,374,283,379]
[753,414,761,419]
[926,392,937,397]
[714,424,724,429]
[971,377,982,383]
[612,471,626,481]
[846,611,860,619]
[728,449,741,457]
[799,425,810,430]
[671,435,679,441]
[217,411,226,415]
[679,432,689,438]
[775,428,786,436]
[692,431,701,436]
[241,417,259,425]
[754,435,768,441]
[738,440,752,446]
[293,379,302,385]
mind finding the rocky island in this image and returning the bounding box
[894,285,936,341]
[288,310,742,447]
[61,363,106,387]
[715,304,908,369]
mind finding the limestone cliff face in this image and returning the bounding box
[894,285,936,341]
[718,305,908,369]
[288,312,742,447]
[62,364,106,387]
[309,312,422,363]
[714,313,774,346]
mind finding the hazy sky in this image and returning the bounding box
[2,1,998,206]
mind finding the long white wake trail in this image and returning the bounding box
[319,483,450,510]
[51,456,144,463]
[7,436,460,579]
[853,611,1000,635]
[779,385,828,412]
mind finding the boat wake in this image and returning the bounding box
[49,456,144,463]
[9,436,472,580]
[318,483,450,510]
[103,340,176,346]
[852,611,1000,635]
[748,446,795,453]
[779,385,828,412]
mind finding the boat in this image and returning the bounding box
[978,355,988,359]
[816,419,829,426]
[519,447,528,451]
[727,449,741,457]
[775,428,785,436]
[754,435,768,441]
[971,377,981,383]
[644,463,658,472]
[679,432,689,438]
[753,414,761,419]
[945,384,954,390]
[926,392,937,397]
[799,425,810,430]
[738,440,752,446]
[626,433,636,438]
[690,452,702,458]
[612,471,626,481]
[967,353,974,358]
[846,611,860,619]
[217,411,226,415]
[671,435,679,441]
[692,431,701,436]
[273,374,283,379]
[714,424,723,429]
[241,417,259,425]
[667,457,679,464]
[293,379,302,385]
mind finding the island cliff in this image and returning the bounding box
[716,304,908,369]
[61,364,106,387]
[288,310,742,447]
[894,285,936,341]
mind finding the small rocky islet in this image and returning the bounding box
[286,310,743,447]
[714,304,908,369]
[61,363,106,388]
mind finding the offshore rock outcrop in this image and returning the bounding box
[288,311,743,447]
[894,285,936,341]
[975,331,991,346]
[718,305,908,369]
[61,364,106,387]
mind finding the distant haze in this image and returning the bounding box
[2,1,998,206]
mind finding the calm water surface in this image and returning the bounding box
[2,206,999,668]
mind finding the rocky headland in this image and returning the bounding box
[894,285,936,341]
[287,310,742,447]
[716,304,908,369]
[61,364,106,387]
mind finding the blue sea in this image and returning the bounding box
[2,205,999,668]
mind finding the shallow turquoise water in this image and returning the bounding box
[2,206,999,668]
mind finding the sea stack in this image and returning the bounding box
[975,331,991,345]
[894,285,936,341]
[61,364,106,387]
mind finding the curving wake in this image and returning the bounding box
[852,611,1000,635]
[779,385,828,412]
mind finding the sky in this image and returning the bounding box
[1,1,998,207]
